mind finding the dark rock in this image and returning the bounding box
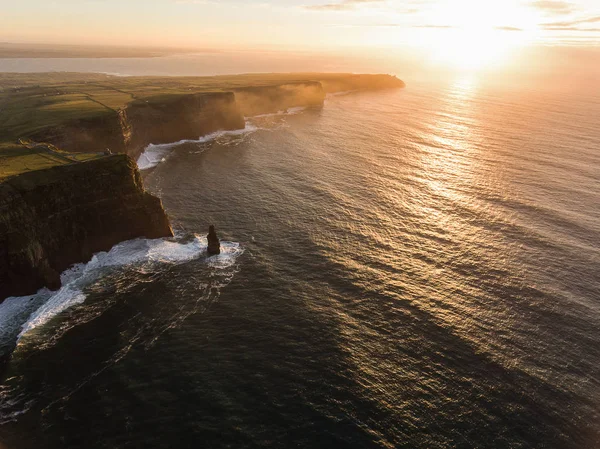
[0,154,173,301]
[207,225,221,256]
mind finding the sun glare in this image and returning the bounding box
[417,0,538,70]
[422,28,521,70]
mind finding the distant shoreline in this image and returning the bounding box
[0,43,217,59]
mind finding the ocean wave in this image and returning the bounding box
[286,106,307,115]
[137,106,309,170]
[326,90,357,98]
[0,235,244,346]
[248,106,307,119]
[137,122,259,170]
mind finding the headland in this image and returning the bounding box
[0,72,405,300]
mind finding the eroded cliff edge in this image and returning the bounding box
[26,75,404,160]
[0,73,404,300]
[0,155,173,300]
[30,92,246,162]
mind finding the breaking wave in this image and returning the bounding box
[137,106,310,171]
[0,234,244,349]
[0,234,243,423]
[137,122,260,170]
[326,90,357,98]
[249,106,307,119]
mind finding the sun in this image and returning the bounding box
[417,0,538,70]
[422,27,523,70]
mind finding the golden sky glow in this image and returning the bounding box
[410,0,540,69]
[1,0,600,71]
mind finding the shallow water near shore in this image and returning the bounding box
[1,78,600,448]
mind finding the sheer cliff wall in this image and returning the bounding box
[0,155,173,300]
[0,76,405,300]
[28,83,328,159]
[28,78,404,159]
[30,92,245,161]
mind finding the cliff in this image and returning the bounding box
[124,92,244,160]
[0,73,406,300]
[23,75,405,159]
[0,155,173,300]
[0,73,407,300]
[318,74,406,93]
[30,92,245,161]
[28,83,327,159]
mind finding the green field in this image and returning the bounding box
[0,142,103,181]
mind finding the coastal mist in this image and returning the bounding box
[1,77,600,448]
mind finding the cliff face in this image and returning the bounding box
[124,92,245,160]
[28,83,329,156]
[30,92,246,160]
[0,74,406,300]
[0,155,173,300]
[26,77,405,158]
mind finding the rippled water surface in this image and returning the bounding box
[1,79,599,448]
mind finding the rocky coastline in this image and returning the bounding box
[0,73,405,300]
[27,75,404,161]
[0,155,172,300]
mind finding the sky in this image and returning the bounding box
[3,0,600,48]
[2,0,600,73]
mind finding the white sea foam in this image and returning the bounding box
[249,106,307,119]
[137,122,259,170]
[250,110,286,119]
[137,143,176,170]
[0,235,243,344]
[18,286,86,340]
[286,106,307,115]
[0,294,49,350]
[326,90,357,98]
[136,106,309,170]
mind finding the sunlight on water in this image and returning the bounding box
[1,80,599,448]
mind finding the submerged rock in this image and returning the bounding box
[207,225,221,256]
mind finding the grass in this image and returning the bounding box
[0,142,103,181]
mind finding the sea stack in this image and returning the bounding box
[207,225,221,255]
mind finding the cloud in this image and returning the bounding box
[174,0,217,4]
[345,24,524,31]
[304,0,383,11]
[495,26,524,31]
[412,24,454,29]
[543,26,600,31]
[540,15,600,33]
[543,15,600,27]
[529,1,576,15]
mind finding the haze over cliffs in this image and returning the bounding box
[0,73,404,161]
[0,73,405,300]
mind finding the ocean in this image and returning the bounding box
[0,71,599,448]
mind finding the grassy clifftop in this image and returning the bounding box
[0,72,403,140]
[0,72,404,177]
[0,142,104,181]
